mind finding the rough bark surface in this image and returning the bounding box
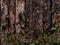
[0,0,60,45]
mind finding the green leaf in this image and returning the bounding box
[20,42,24,45]
[50,27,57,31]
[8,36,15,40]
[15,41,20,45]
[43,34,48,38]
[35,40,39,44]
[30,42,35,45]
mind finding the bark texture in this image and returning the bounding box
[0,0,60,45]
